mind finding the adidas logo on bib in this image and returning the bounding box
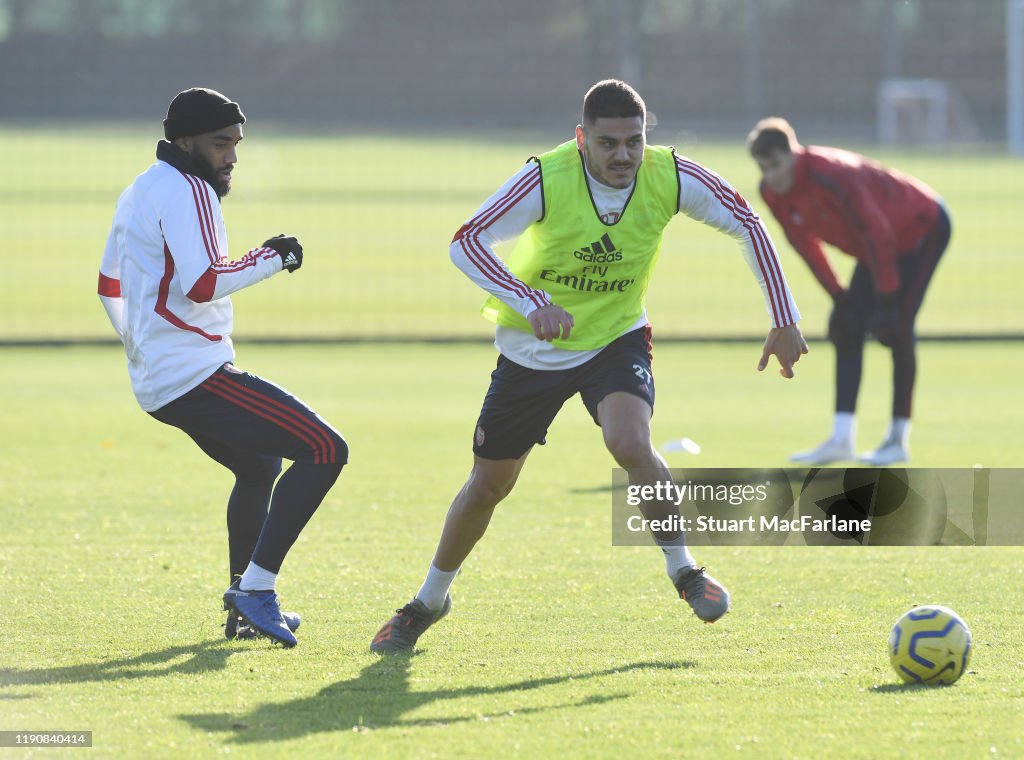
[573,233,622,263]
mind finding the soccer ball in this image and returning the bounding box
[888,605,972,685]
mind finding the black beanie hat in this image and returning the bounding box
[163,88,246,140]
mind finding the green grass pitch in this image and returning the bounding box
[4,126,1023,340]
[2,343,1022,757]
[2,127,1023,756]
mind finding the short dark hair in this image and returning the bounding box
[582,79,646,126]
[746,117,799,158]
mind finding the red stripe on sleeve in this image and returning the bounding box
[213,247,278,274]
[453,167,548,308]
[97,272,121,297]
[186,267,217,302]
[465,166,541,230]
[676,158,794,326]
[460,233,536,304]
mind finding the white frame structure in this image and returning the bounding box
[877,78,952,145]
[1009,0,1024,155]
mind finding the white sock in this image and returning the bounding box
[662,545,697,580]
[832,412,856,444]
[416,563,459,611]
[238,562,277,591]
[889,417,911,447]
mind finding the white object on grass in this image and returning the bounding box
[660,438,701,455]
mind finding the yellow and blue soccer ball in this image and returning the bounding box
[888,605,972,685]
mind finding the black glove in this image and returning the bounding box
[827,290,862,349]
[870,292,905,347]
[263,233,303,273]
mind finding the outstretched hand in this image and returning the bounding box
[527,304,575,342]
[758,323,809,378]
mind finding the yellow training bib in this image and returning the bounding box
[482,140,678,350]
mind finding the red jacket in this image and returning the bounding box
[759,146,940,295]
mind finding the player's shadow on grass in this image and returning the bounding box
[181,656,693,742]
[0,639,236,694]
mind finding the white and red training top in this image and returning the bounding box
[450,149,801,370]
[98,143,283,411]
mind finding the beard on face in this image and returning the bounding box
[581,146,636,189]
[607,160,634,175]
[189,148,232,198]
[598,158,636,188]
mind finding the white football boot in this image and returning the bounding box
[789,437,855,466]
[859,438,909,466]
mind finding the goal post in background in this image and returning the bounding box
[877,78,980,147]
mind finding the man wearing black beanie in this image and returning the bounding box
[96,87,348,648]
[163,87,247,198]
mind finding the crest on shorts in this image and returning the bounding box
[475,425,486,447]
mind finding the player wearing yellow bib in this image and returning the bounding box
[371,80,808,653]
[479,138,679,351]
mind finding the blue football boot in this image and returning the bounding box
[223,582,298,648]
[226,610,301,640]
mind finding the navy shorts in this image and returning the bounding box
[846,204,951,330]
[150,363,348,473]
[473,326,655,461]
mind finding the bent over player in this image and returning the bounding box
[370,80,807,653]
[748,117,951,465]
[98,88,347,647]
